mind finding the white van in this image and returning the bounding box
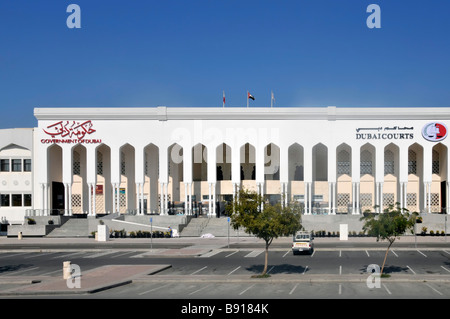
[292,231,314,255]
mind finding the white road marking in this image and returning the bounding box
[424,283,443,296]
[245,250,264,258]
[282,250,290,258]
[417,250,427,258]
[303,266,308,275]
[441,266,450,273]
[227,266,241,276]
[289,283,299,295]
[190,266,207,275]
[138,284,171,296]
[189,285,211,295]
[406,265,416,275]
[391,250,398,257]
[383,284,392,295]
[239,284,255,296]
[225,251,238,258]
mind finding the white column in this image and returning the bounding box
[44,183,49,216]
[93,184,96,216]
[116,183,120,214]
[188,182,192,215]
[380,182,384,213]
[159,182,164,215]
[399,182,404,211]
[356,182,360,214]
[447,181,450,214]
[208,183,212,215]
[184,182,188,214]
[328,182,332,214]
[212,183,216,217]
[141,183,144,215]
[352,182,356,214]
[64,183,69,216]
[260,181,265,211]
[332,182,336,215]
[423,182,427,213]
[112,183,116,214]
[136,183,140,215]
[68,183,73,216]
[164,183,169,215]
[427,182,431,214]
[90,183,94,216]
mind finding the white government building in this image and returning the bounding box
[1,106,450,227]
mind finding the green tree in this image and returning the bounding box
[226,188,303,277]
[360,203,417,276]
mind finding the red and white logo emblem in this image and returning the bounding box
[422,122,448,142]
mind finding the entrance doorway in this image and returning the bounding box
[51,181,65,215]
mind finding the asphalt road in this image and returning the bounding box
[0,246,449,299]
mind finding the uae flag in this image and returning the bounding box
[248,92,255,100]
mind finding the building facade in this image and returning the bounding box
[1,106,450,224]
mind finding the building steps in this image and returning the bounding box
[46,218,90,237]
[180,216,251,237]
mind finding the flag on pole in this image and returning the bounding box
[247,91,255,108]
[223,91,225,107]
[271,91,275,108]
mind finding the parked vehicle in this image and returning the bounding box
[292,231,314,255]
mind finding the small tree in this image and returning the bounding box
[360,203,417,276]
[226,188,303,277]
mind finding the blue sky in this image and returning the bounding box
[1,0,450,128]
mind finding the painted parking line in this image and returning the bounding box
[190,266,207,275]
[40,269,63,276]
[23,252,57,259]
[303,265,308,275]
[138,283,171,296]
[424,283,443,296]
[51,251,84,259]
[416,250,427,258]
[110,251,139,258]
[267,266,275,274]
[383,284,392,295]
[227,266,241,276]
[244,250,264,258]
[2,266,39,276]
[406,265,416,275]
[225,250,239,258]
[239,284,255,296]
[289,283,299,295]
[83,251,117,258]
[200,250,221,258]
[441,266,450,273]
[365,250,370,257]
[189,285,211,296]
[282,250,290,258]
[391,250,398,257]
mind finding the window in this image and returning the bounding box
[11,194,22,207]
[408,150,417,175]
[1,194,10,206]
[0,159,9,172]
[384,150,395,175]
[11,159,21,172]
[24,159,32,172]
[24,194,32,206]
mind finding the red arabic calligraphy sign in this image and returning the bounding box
[41,120,102,144]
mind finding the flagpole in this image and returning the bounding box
[271,90,273,108]
[247,91,249,108]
